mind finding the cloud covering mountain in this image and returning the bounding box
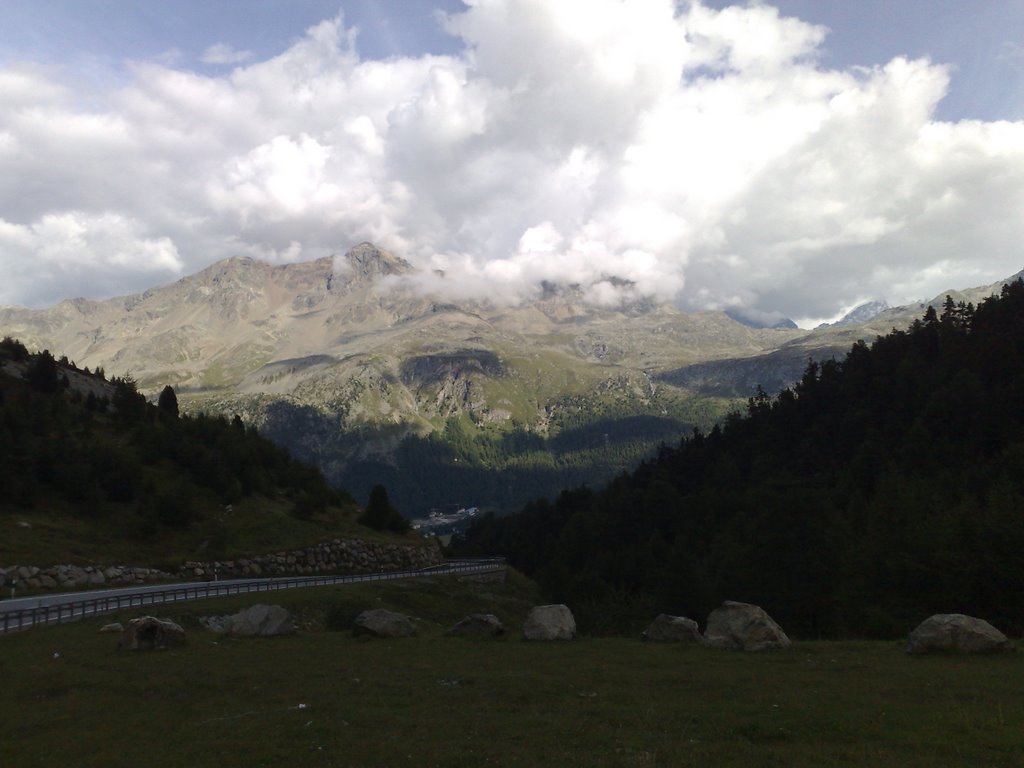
[1,0,1022,325]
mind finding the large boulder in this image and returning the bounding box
[704,601,790,651]
[447,613,506,639]
[202,604,296,637]
[906,614,1016,655]
[353,608,418,638]
[119,616,186,650]
[522,604,576,641]
[641,614,702,643]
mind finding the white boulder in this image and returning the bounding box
[906,614,1016,655]
[704,600,790,651]
[522,604,576,641]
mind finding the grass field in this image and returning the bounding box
[1,573,1022,768]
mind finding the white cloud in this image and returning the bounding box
[0,1,1022,324]
[0,212,182,306]
[200,43,254,66]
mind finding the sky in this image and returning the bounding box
[1,1,1023,327]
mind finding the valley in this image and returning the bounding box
[1,244,1020,516]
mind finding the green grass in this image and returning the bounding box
[2,573,1022,767]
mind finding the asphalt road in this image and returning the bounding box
[0,558,505,633]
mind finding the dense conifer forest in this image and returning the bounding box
[457,280,1024,638]
[0,336,355,543]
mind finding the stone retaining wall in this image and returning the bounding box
[180,538,443,579]
[1,538,443,592]
[0,564,172,591]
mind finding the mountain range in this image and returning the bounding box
[2,244,1019,514]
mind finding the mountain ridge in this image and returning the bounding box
[2,246,1020,513]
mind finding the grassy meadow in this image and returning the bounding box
[1,572,1022,768]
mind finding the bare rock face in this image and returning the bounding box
[641,614,702,643]
[522,604,576,641]
[343,242,414,281]
[704,601,790,651]
[118,616,186,650]
[352,608,417,638]
[905,614,1016,655]
[201,604,296,637]
[447,613,506,639]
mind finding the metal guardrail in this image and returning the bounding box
[0,558,506,635]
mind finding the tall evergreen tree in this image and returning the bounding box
[157,385,179,418]
[27,350,59,393]
[359,484,409,533]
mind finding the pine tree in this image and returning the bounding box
[27,350,60,393]
[157,385,179,418]
[358,484,409,533]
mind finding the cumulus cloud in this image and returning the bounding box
[0,212,182,306]
[200,43,254,66]
[0,1,1022,324]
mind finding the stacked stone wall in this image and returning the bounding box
[1,538,443,592]
[180,538,442,580]
[0,564,171,591]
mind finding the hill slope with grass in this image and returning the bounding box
[0,337,415,569]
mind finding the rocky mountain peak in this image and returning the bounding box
[340,242,414,281]
[834,300,890,327]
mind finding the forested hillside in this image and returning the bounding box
[458,280,1024,638]
[324,407,724,514]
[0,337,368,565]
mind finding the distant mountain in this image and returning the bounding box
[0,243,800,512]
[2,246,1019,514]
[819,300,891,328]
[724,307,798,330]
[661,272,1024,399]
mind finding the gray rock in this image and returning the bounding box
[99,622,124,633]
[353,608,417,638]
[906,614,1016,655]
[119,616,186,650]
[641,614,702,643]
[202,604,296,636]
[523,604,576,641]
[704,601,790,651]
[447,613,506,638]
[230,604,295,636]
[199,614,232,634]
